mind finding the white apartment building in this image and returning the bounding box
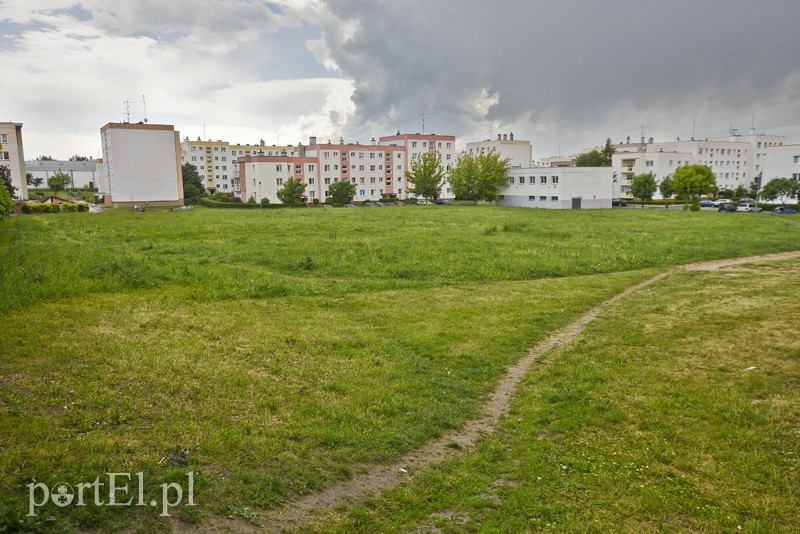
[762,144,800,193]
[612,130,787,198]
[497,167,614,209]
[26,160,99,189]
[238,133,457,204]
[466,133,532,168]
[0,122,28,200]
[180,138,294,194]
[100,123,183,207]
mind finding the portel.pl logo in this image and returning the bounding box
[27,471,194,517]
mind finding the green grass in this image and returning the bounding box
[322,257,800,532]
[0,206,798,530]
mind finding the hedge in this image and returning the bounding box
[21,202,89,214]
[199,198,261,209]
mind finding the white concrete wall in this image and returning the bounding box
[466,139,533,168]
[497,167,613,209]
[102,125,182,204]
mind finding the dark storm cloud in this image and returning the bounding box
[316,0,800,150]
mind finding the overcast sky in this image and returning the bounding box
[3,0,800,162]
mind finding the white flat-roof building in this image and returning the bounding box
[100,123,184,207]
[26,160,99,189]
[466,133,532,168]
[497,167,613,209]
[762,144,800,198]
[0,122,28,200]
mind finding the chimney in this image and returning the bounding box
[260,139,265,147]
[510,132,514,140]
[649,137,653,143]
[309,136,317,145]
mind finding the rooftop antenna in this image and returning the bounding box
[419,113,426,135]
[142,94,148,123]
[203,123,206,140]
[122,100,133,123]
[692,116,696,140]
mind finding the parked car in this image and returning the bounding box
[773,206,798,214]
[736,203,761,212]
[699,199,715,207]
[718,204,737,212]
[132,205,145,212]
[343,203,356,208]
[712,199,734,207]
[417,199,432,205]
[612,199,628,207]
[435,199,453,205]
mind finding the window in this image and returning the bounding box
[191,156,197,162]
[358,152,364,159]
[308,164,315,171]
[540,176,546,184]
[794,155,800,164]
[215,156,219,161]
[323,152,330,159]
[1,151,10,160]
[423,142,427,148]
[646,160,653,167]
[518,176,524,184]
[324,165,331,171]
[412,141,417,148]
[276,165,283,172]
[508,177,514,184]
[222,166,227,170]
[359,190,365,196]
[370,165,376,171]
[552,176,559,184]
[308,178,315,185]
[324,177,331,184]
[334,165,339,170]
[792,173,800,180]
[551,196,558,202]
[277,178,283,186]
[529,176,535,184]
[359,165,365,171]
[370,152,375,159]
[214,147,219,152]
[360,177,365,184]
[222,157,226,161]
[370,177,376,184]
[528,195,536,201]
[540,195,547,201]
[309,191,315,198]
[446,142,451,149]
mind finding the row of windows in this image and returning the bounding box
[528,196,560,202]
[510,176,559,184]
[410,141,452,149]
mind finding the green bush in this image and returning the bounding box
[21,202,60,214]
[689,202,701,212]
[199,198,260,209]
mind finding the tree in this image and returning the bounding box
[600,138,615,166]
[671,165,717,201]
[659,176,673,200]
[0,179,13,222]
[576,138,614,167]
[406,151,445,201]
[327,179,357,206]
[630,173,657,207]
[760,177,799,205]
[181,163,205,204]
[575,150,605,167]
[26,172,33,185]
[37,155,54,161]
[68,155,91,161]
[48,170,71,194]
[0,165,17,199]
[449,151,511,201]
[276,177,306,206]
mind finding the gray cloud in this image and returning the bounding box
[315,0,800,154]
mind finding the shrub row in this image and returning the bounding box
[21,202,89,214]
[199,198,261,209]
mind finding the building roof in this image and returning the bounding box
[26,160,98,172]
[101,122,175,133]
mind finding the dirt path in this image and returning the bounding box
[684,251,800,271]
[196,251,800,533]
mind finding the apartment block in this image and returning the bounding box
[612,130,786,198]
[100,122,183,207]
[0,122,28,200]
[466,133,532,168]
[238,133,457,204]
[180,138,294,194]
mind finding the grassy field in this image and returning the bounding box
[321,257,800,532]
[0,206,798,531]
